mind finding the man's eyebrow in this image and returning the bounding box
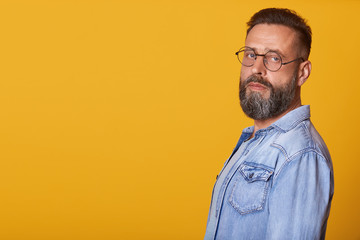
[246,46,286,58]
[265,48,286,58]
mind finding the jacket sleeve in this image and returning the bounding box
[265,151,334,240]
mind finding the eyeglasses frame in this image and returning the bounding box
[235,46,305,72]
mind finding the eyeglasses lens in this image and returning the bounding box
[237,48,282,71]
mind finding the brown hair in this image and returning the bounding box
[247,8,312,59]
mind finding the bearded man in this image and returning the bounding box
[204,8,334,240]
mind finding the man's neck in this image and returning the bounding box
[250,99,302,138]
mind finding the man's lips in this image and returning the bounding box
[247,82,268,91]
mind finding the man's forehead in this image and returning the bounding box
[245,24,298,56]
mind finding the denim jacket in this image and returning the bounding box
[205,105,334,240]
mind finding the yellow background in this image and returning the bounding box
[0,0,359,239]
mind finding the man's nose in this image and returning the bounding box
[251,56,266,75]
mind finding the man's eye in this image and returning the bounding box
[245,52,256,59]
[271,56,280,62]
[267,54,281,63]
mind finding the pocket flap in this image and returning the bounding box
[240,162,274,183]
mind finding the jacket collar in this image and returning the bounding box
[271,105,310,132]
[241,105,311,137]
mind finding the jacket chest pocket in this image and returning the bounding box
[229,161,274,215]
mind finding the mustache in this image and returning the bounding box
[243,75,272,89]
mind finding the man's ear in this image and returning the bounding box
[297,60,312,87]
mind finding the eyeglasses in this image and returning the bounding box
[235,47,304,72]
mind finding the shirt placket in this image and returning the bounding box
[206,138,253,239]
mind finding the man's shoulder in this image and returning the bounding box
[272,119,330,161]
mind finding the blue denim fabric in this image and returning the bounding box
[204,105,334,240]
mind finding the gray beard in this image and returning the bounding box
[239,74,297,120]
